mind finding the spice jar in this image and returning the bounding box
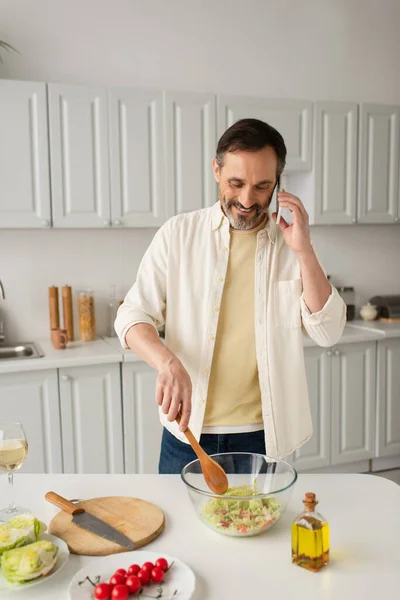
[78,290,96,341]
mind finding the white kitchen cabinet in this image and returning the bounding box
[217,95,312,171]
[292,341,376,471]
[0,370,62,473]
[59,364,124,474]
[376,338,400,457]
[0,80,51,228]
[108,87,166,227]
[165,91,217,216]
[48,84,111,227]
[312,102,358,224]
[358,104,400,224]
[331,342,376,464]
[122,362,162,474]
[290,347,331,470]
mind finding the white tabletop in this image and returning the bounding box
[1,473,399,599]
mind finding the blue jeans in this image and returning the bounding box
[158,427,266,474]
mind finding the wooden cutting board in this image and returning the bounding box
[48,496,165,556]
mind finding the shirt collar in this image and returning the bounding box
[211,201,276,244]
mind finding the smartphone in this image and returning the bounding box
[276,175,282,224]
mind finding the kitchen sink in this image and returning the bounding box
[0,342,44,361]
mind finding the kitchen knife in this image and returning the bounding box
[45,491,135,551]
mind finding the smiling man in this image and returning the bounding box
[115,118,346,474]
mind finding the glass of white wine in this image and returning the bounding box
[0,422,29,521]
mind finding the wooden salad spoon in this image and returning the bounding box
[176,414,229,495]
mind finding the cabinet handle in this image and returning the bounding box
[112,219,122,226]
[351,218,357,224]
[326,350,332,356]
[103,220,111,226]
[42,219,50,228]
[61,375,69,382]
[334,350,340,356]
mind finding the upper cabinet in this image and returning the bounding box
[312,102,358,225]
[0,80,51,228]
[165,91,217,216]
[48,84,111,228]
[108,88,166,227]
[217,95,313,171]
[357,104,400,224]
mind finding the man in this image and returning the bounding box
[115,118,346,474]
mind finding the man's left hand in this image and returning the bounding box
[272,191,312,255]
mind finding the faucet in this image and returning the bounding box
[0,280,5,343]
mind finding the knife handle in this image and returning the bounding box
[45,491,85,515]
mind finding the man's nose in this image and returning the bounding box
[238,188,254,208]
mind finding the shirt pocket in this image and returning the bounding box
[273,279,302,329]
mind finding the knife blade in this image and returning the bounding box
[45,491,135,551]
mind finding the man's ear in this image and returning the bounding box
[212,157,220,183]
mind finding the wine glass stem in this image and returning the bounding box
[8,472,16,512]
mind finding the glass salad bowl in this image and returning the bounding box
[181,452,297,537]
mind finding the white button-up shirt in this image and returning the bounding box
[115,202,346,458]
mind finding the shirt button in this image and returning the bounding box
[213,306,219,312]
[209,335,215,341]
[224,246,229,252]
[217,277,223,282]
[200,398,205,404]
[203,368,209,374]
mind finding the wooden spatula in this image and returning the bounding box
[176,414,229,495]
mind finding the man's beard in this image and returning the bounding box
[220,193,269,231]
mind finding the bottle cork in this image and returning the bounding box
[303,492,318,511]
[48,286,60,330]
[62,285,74,342]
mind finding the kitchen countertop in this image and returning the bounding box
[1,473,399,599]
[0,339,122,374]
[0,321,399,374]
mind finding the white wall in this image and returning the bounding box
[1,0,400,341]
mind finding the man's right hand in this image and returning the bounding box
[156,358,192,431]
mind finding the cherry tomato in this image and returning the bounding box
[127,563,141,576]
[109,573,126,587]
[114,568,127,578]
[94,582,112,600]
[138,568,151,585]
[126,574,142,593]
[111,584,129,600]
[155,557,169,572]
[141,561,155,572]
[151,566,164,583]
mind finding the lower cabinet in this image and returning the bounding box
[122,362,162,474]
[0,369,62,473]
[59,363,124,474]
[291,341,376,471]
[376,338,400,458]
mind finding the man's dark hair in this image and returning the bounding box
[216,118,287,177]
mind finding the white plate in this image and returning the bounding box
[0,533,69,596]
[68,550,196,600]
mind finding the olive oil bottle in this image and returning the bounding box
[291,492,329,572]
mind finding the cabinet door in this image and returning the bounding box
[108,88,166,227]
[314,102,358,224]
[0,370,62,473]
[290,347,331,470]
[59,364,124,473]
[331,342,376,464]
[122,362,162,474]
[48,84,111,227]
[0,80,51,228]
[217,95,312,171]
[358,104,399,223]
[376,339,400,457]
[165,91,217,216]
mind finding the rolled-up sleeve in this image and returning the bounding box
[300,284,346,347]
[114,219,171,348]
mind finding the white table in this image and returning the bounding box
[1,473,399,599]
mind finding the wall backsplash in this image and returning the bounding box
[0,225,399,342]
